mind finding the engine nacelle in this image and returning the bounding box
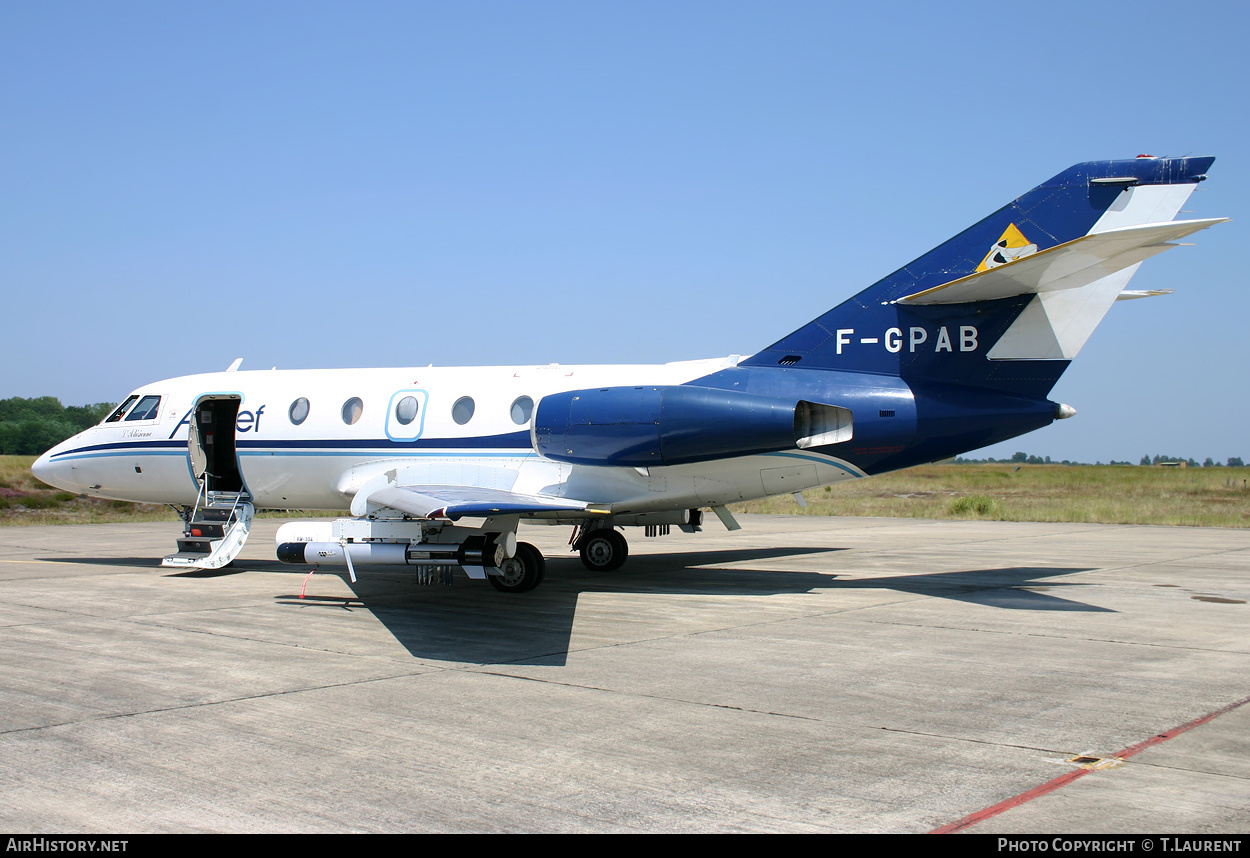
[531,385,852,467]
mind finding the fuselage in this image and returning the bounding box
[32,352,1066,517]
[33,357,895,513]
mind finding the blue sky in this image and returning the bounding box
[2,1,1245,463]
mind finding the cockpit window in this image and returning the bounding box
[105,395,140,423]
[125,395,162,421]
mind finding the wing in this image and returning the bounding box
[363,485,607,521]
[898,218,1226,305]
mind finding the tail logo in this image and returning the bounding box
[977,223,1038,272]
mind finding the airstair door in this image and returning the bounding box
[163,395,254,570]
[188,396,245,494]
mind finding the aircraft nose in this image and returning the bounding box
[31,450,54,486]
[31,447,76,492]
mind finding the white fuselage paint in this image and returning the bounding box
[33,357,865,516]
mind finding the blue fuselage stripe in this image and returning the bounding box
[761,450,864,477]
[52,433,534,460]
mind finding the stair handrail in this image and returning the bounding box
[188,478,208,534]
[227,490,243,524]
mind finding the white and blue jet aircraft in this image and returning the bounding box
[33,155,1225,592]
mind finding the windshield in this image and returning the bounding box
[125,395,162,421]
[105,395,139,423]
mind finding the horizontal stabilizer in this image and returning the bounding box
[1116,289,1174,301]
[899,218,1226,305]
[365,485,603,521]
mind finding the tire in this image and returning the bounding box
[488,542,545,593]
[578,529,628,572]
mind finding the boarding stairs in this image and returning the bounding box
[161,484,254,570]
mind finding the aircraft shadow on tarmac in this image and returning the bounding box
[259,546,1105,666]
[41,548,1103,665]
[41,556,251,577]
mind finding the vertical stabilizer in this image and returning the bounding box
[742,156,1217,397]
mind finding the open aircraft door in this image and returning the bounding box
[188,395,246,494]
[163,394,254,570]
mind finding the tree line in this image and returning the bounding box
[0,397,116,455]
[955,452,1246,467]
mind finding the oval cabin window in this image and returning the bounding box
[395,395,419,425]
[510,396,534,425]
[289,398,310,425]
[341,397,363,425]
[452,396,475,426]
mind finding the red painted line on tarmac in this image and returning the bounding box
[930,693,1250,834]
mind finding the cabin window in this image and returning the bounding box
[395,396,420,425]
[106,395,140,423]
[289,398,310,425]
[341,397,364,425]
[452,396,475,425]
[510,396,534,425]
[125,395,162,421]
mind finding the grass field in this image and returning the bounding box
[734,462,1250,527]
[4,455,1248,528]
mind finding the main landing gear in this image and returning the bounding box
[569,511,702,574]
[577,528,629,572]
[487,542,545,593]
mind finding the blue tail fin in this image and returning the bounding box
[742,156,1219,398]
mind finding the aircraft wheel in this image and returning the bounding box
[488,542,545,593]
[579,529,628,571]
